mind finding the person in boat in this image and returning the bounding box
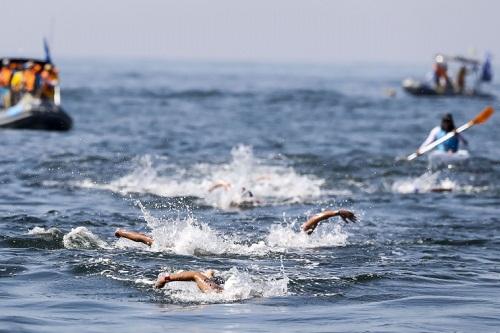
[0,59,13,108]
[455,65,467,94]
[9,62,25,106]
[418,113,468,154]
[22,62,40,96]
[432,56,452,93]
[40,64,59,101]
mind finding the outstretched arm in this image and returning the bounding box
[155,271,222,293]
[115,229,153,246]
[208,180,232,192]
[301,209,357,235]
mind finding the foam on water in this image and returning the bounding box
[77,145,325,209]
[266,222,348,249]
[27,226,63,236]
[391,171,458,194]
[63,226,110,249]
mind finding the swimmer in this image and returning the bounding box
[208,180,260,208]
[155,270,224,293]
[301,209,357,235]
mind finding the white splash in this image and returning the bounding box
[27,226,62,236]
[116,202,350,256]
[157,267,288,304]
[63,226,109,249]
[391,171,458,194]
[266,222,348,249]
[77,145,325,210]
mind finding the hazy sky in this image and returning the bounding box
[2,0,498,64]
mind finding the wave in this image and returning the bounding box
[77,145,325,210]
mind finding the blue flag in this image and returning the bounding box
[481,53,492,82]
[43,38,52,64]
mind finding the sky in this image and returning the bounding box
[1,0,499,64]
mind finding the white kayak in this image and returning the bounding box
[428,150,470,167]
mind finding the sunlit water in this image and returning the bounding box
[1,59,499,332]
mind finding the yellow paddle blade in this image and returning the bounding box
[472,106,494,125]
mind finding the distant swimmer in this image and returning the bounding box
[208,180,260,208]
[301,209,357,235]
[155,270,224,293]
[418,113,468,154]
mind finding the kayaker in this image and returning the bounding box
[419,113,468,154]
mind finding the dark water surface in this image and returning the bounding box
[1,60,499,332]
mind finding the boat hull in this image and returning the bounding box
[0,97,72,131]
[402,78,494,99]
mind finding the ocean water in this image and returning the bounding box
[1,59,499,332]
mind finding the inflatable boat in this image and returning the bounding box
[0,57,72,131]
[402,78,493,98]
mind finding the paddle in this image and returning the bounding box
[407,106,494,161]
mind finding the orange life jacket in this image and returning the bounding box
[23,69,37,92]
[0,67,12,87]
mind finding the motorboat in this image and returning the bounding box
[0,57,72,131]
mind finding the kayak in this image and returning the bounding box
[402,78,494,98]
[428,150,470,167]
[0,94,72,131]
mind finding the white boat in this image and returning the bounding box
[428,149,470,168]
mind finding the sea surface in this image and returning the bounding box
[1,59,499,333]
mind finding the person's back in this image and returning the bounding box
[435,128,459,152]
[419,113,465,154]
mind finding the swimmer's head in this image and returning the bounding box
[212,276,225,286]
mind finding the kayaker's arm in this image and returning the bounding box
[418,127,440,152]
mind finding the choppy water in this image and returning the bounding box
[1,60,500,332]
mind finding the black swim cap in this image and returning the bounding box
[212,276,225,286]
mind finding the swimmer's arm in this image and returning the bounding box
[208,180,231,192]
[301,210,357,235]
[155,271,222,293]
[114,229,153,246]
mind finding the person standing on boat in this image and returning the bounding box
[419,114,468,154]
[455,65,467,94]
[40,64,58,101]
[9,62,25,105]
[433,55,452,93]
[0,59,13,108]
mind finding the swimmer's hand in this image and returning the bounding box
[338,209,357,223]
[155,274,171,289]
